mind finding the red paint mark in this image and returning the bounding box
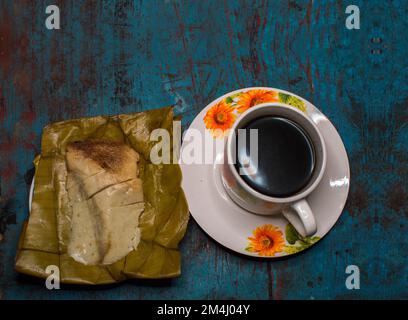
[286,0,316,93]
[288,1,302,11]
[13,70,32,101]
[347,183,369,217]
[0,162,17,182]
[0,7,35,104]
[266,263,273,299]
[22,132,38,153]
[79,56,96,89]
[314,6,321,21]
[0,12,13,76]
[49,40,67,90]
[222,0,243,87]
[0,135,16,154]
[0,89,6,121]
[262,11,268,30]
[17,34,29,63]
[362,215,373,229]
[242,10,263,79]
[386,182,406,213]
[251,11,261,33]
[266,263,284,300]
[336,75,344,98]
[305,0,313,32]
[47,97,86,122]
[21,103,36,124]
[305,58,314,93]
[380,216,394,229]
[274,272,283,300]
[241,56,261,76]
[172,2,197,94]
[79,1,100,91]
[163,72,180,80]
[314,66,320,81]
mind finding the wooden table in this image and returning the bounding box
[0,0,406,299]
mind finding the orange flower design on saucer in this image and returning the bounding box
[236,89,279,113]
[203,100,236,137]
[246,224,285,257]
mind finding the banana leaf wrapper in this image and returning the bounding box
[15,107,190,284]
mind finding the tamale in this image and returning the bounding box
[15,107,190,284]
[66,140,144,266]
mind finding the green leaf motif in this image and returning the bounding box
[278,93,306,113]
[302,236,321,245]
[284,224,320,254]
[245,246,255,252]
[278,92,290,103]
[283,245,303,254]
[285,223,300,244]
[231,92,243,99]
[286,96,306,112]
[225,96,233,104]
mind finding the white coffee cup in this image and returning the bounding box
[221,103,327,237]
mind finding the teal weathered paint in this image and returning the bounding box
[0,0,406,299]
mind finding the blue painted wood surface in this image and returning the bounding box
[0,0,407,299]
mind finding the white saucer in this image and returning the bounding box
[180,87,350,258]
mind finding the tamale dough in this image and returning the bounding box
[66,139,144,266]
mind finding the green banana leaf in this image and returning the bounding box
[15,107,190,284]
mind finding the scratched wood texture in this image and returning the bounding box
[0,0,407,300]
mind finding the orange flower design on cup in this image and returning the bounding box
[246,224,285,256]
[204,89,307,138]
[203,100,236,137]
[236,89,279,113]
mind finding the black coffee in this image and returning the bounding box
[235,116,315,197]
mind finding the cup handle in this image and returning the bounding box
[282,199,317,237]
